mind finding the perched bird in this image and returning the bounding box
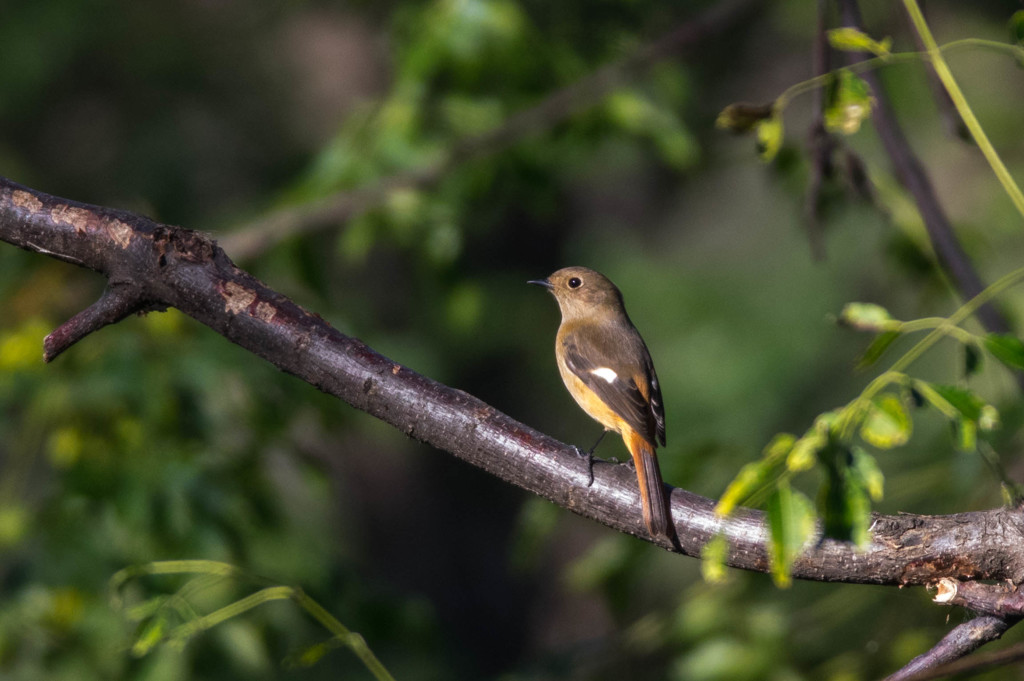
[529,266,672,540]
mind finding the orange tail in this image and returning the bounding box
[624,429,672,540]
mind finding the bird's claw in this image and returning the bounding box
[574,446,596,487]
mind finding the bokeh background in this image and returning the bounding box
[2,1,1024,679]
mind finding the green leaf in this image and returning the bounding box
[787,411,837,472]
[701,534,730,584]
[859,394,911,449]
[819,447,872,546]
[1010,10,1024,45]
[716,434,798,517]
[954,416,977,452]
[964,343,982,376]
[714,102,783,161]
[763,432,797,463]
[787,430,826,472]
[716,460,773,516]
[838,302,897,332]
[824,69,874,135]
[929,384,986,421]
[984,333,1024,371]
[850,447,884,501]
[827,27,893,57]
[131,615,168,657]
[857,330,902,369]
[916,382,1000,450]
[715,102,774,134]
[755,112,784,162]
[979,405,1000,432]
[766,482,816,588]
[912,381,958,420]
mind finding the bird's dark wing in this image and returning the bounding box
[637,357,666,447]
[560,322,664,446]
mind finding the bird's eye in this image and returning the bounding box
[568,277,582,289]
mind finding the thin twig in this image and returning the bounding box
[43,282,154,362]
[902,0,1024,219]
[905,3,968,140]
[804,0,835,260]
[883,616,1016,681]
[897,638,1024,681]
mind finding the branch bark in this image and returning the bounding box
[884,615,1016,681]
[932,578,1024,618]
[3,174,1024,589]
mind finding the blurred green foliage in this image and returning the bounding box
[711,7,1024,581]
[3,1,1024,679]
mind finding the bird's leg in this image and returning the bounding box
[586,430,608,454]
[575,430,608,487]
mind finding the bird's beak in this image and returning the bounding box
[527,278,553,290]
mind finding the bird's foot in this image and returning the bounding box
[574,446,596,487]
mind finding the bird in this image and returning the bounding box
[529,266,672,540]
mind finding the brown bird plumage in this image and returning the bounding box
[529,266,671,540]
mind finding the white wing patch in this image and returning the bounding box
[590,367,618,383]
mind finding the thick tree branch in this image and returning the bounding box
[3,174,1024,589]
[219,0,762,261]
[933,578,1024,618]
